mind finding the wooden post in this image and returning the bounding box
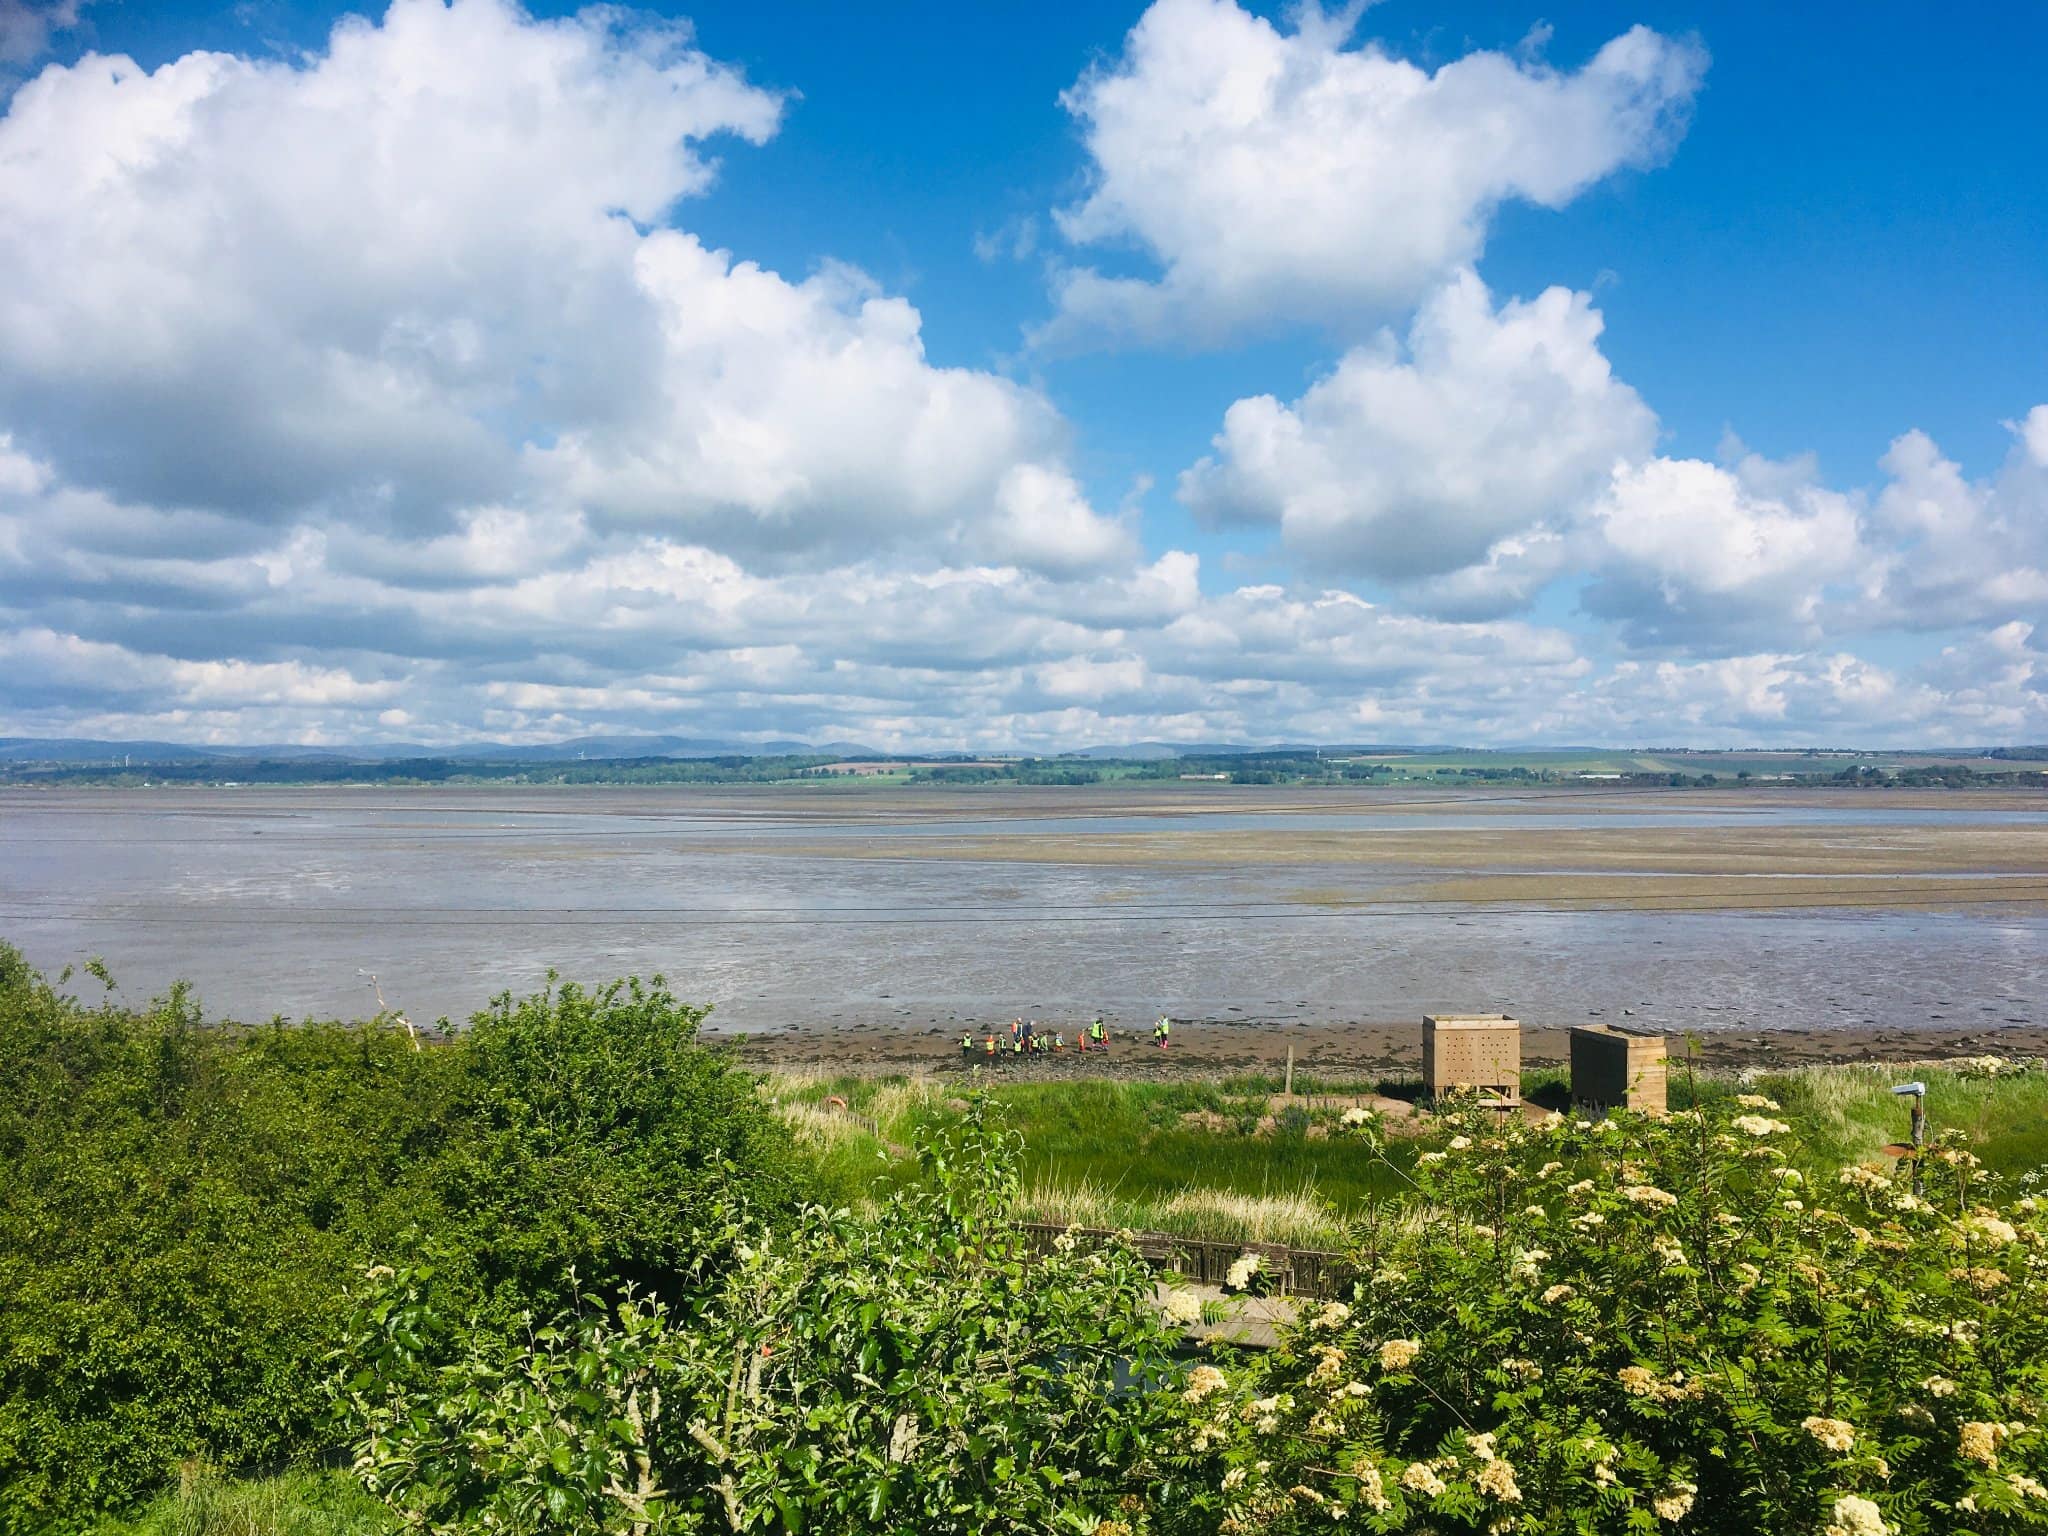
[1285,1045,1295,1098]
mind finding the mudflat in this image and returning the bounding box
[4,783,2042,1044]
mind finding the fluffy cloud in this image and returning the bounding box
[1046,0,1705,344]
[1180,270,1655,580]
[1581,452,1870,649]
[1580,419,2048,652]
[0,0,1125,573]
[1863,420,2048,628]
[535,238,1131,570]
[0,0,779,521]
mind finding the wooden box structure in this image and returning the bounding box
[1421,1014,1521,1105]
[1570,1024,1667,1115]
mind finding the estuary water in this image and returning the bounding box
[2,786,2042,1037]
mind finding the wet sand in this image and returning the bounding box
[4,784,2042,1037]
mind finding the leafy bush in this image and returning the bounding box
[0,948,451,1530]
[421,973,808,1319]
[1197,1098,2048,1534]
[333,1100,1210,1534]
[0,949,799,1532]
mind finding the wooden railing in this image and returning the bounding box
[1017,1222,1352,1299]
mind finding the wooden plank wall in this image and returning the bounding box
[1017,1221,1353,1299]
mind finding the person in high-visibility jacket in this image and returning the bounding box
[1153,1015,1172,1048]
[984,1034,998,1058]
[1089,1017,1107,1049]
[960,1031,974,1056]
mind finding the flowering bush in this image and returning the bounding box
[1201,1099,2048,1534]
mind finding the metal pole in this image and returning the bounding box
[1892,1082,1927,1198]
[1911,1095,1926,1198]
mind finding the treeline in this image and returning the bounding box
[7,751,2046,791]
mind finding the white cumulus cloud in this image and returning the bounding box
[1046,0,1706,344]
[0,0,1124,573]
[1180,269,1655,581]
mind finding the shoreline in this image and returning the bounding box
[726,1014,2048,1078]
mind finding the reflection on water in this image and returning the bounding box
[2,788,2041,1034]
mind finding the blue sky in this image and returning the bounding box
[0,0,2044,747]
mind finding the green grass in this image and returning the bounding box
[1720,1060,2048,1178]
[87,1470,391,1536]
[766,1058,2048,1243]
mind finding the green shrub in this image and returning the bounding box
[0,949,801,1532]
[417,973,808,1319]
[334,1100,1208,1534]
[1197,1098,2048,1534]
[0,950,450,1530]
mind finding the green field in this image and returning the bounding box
[769,1058,2048,1247]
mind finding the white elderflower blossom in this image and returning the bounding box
[1653,1480,1697,1521]
[1824,1493,1887,1536]
[1959,1421,2005,1466]
[1802,1416,1856,1453]
[1541,1283,1575,1305]
[1732,1114,1791,1137]
[1226,1252,1265,1291]
[1618,1366,1663,1398]
[1163,1289,1203,1327]
[1378,1338,1422,1371]
[1736,1094,1781,1110]
[1400,1461,1445,1498]
[1183,1364,1227,1403]
[1312,1300,1351,1330]
[1357,1462,1390,1513]
[1448,1135,1473,1151]
[1475,1458,1521,1503]
[1623,1184,1678,1207]
[1965,1214,2020,1247]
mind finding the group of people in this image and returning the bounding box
[959,1014,1174,1061]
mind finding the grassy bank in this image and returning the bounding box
[86,1470,390,1536]
[767,1056,2048,1247]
